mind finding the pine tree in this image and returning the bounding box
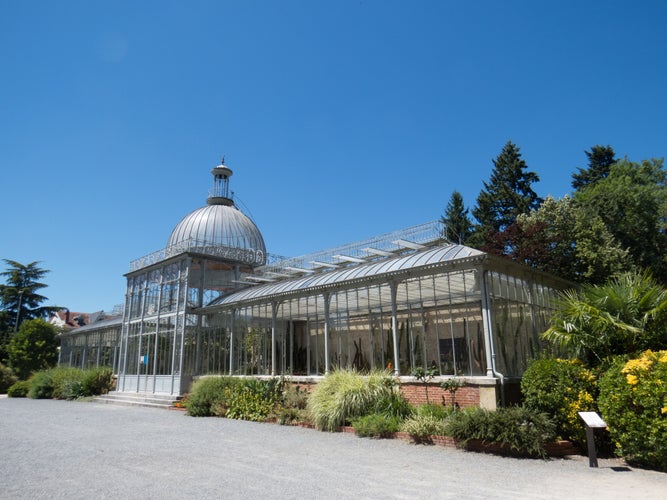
[571,145,616,190]
[440,191,473,244]
[470,141,541,246]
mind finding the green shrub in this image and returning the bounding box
[307,369,393,431]
[400,413,447,443]
[7,319,58,380]
[0,363,17,393]
[282,384,309,410]
[27,370,54,399]
[521,357,598,445]
[186,376,283,420]
[50,367,85,399]
[186,376,239,417]
[598,350,667,471]
[21,367,115,400]
[352,413,402,438]
[416,402,449,420]
[273,405,308,425]
[445,406,556,458]
[7,380,30,397]
[225,378,282,422]
[273,384,310,425]
[82,367,114,396]
[373,391,414,419]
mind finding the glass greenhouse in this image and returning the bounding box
[59,160,570,407]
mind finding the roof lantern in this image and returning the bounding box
[207,156,234,206]
[166,156,267,266]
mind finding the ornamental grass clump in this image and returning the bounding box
[307,369,393,431]
[598,350,667,471]
[399,403,451,443]
[400,412,447,443]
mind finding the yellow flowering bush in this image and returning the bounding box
[521,357,598,447]
[599,350,667,471]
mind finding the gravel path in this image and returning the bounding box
[1,398,665,499]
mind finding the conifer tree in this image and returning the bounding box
[470,141,541,247]
[0,260,57,330]
[440,191,473,244]
[571,145,617,190]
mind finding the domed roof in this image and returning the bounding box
[166,159,266,266]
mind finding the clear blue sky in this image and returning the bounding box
[1,0,666,313]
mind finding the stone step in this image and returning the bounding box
[94,391,181,409]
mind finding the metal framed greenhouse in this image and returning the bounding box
[58,160,570,407]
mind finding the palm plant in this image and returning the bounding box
[542,271,667,365]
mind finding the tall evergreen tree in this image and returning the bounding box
[571,144,617,190]
[470,141,541,247]
[0,260,57,331]
[440,191,473,244]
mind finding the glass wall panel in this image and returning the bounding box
[487,271,560,377]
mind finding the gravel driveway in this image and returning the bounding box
[1,398,665,499]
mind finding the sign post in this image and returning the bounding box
[578,411,607,467]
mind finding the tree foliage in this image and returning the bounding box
[7,319,59,379]
[470,141,541,247]
[541,271,667,366]
[571,145,617,190]
[440,191,473,244]
[484,196,631,284]
[573,158,667,283]
[0,260,58,328]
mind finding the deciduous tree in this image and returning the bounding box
[574,158,667,283]
[7,319,58,379]
[485,196,630,284]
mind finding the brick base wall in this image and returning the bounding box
[399,382,480,408]
[285,378,496,409]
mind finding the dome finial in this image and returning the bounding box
[208,157,234,206]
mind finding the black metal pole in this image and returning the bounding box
[585,426,598,468]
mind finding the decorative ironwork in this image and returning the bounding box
[129,238,270,272]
